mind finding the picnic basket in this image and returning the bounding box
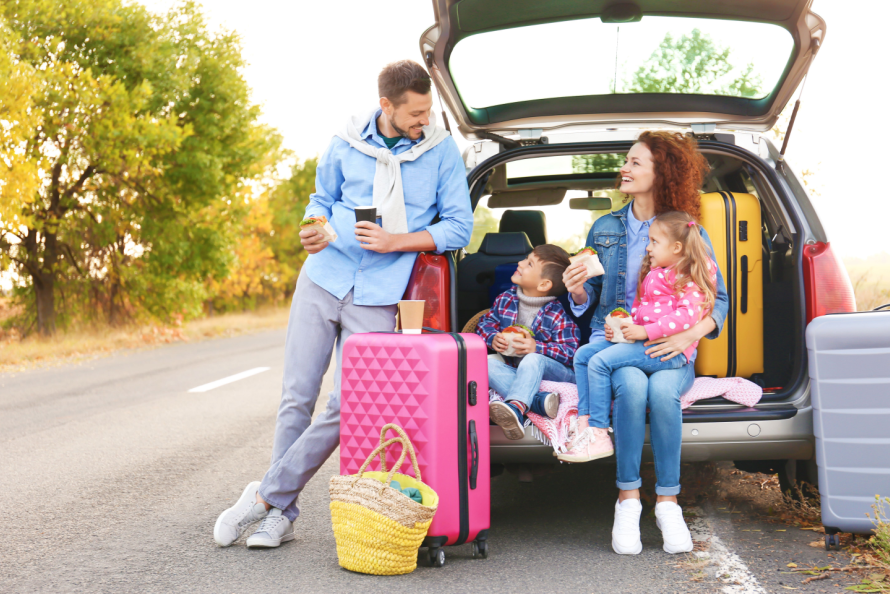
[329,424,438,575]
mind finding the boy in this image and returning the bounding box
[475,244,580,440]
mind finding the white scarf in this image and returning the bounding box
[335,110,450,235]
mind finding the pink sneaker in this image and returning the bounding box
[557,427,614,463]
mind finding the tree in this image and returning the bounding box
[0,0,282,334]
[624,29,762,98]
[267,158,317,297]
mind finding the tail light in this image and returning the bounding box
[802,241,856,323]
[402,253,451,332]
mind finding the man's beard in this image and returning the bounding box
[391,117,418,139]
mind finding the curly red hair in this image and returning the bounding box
[630,131,710,221]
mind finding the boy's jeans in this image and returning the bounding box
[488,353,575,408]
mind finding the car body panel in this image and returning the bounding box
[421,0,825,138]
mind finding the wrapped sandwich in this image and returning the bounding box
[501,324,534,357]
[605,307,634,344]
[569,247,604,279]
[299,215,337,243]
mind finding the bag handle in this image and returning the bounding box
[377,423,423,483]
[354,437,409,494]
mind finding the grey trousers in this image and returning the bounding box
[258,270,397,521]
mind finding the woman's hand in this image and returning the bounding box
[644,316,717,361]
[563,262,589,305]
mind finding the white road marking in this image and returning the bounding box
[187,367,270,393]
[686,506,767,594]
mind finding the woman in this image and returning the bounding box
[562,131,729,555]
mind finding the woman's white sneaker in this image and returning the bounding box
[611,498,643,555]
[213,481,269,547]
[246,508,295,549]
[654,501,694,553]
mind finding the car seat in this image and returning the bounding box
[498,209,547,247]
[457,232,533,330]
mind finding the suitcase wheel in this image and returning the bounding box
[824,533,840,551]
[472,539,489,559]
[429,547,445,568]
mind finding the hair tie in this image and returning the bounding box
[687,221,696,228]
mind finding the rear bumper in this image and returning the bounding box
[490,406,814,464]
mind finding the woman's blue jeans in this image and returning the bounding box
[612,363,695,496]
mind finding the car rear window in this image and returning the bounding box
[450,16,793,109]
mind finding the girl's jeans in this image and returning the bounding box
[488,353,576,407]
[573,336,614,427]
[613,362,695,496]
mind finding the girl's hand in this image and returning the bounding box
[621,321,648,341]
[604,323,614,341]
[563,262,589,305]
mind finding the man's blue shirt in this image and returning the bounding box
[303,110,473,306]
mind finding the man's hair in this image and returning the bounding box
[378,60,432,106]
[532,244,571,296]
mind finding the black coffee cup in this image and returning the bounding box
[355,206,376,223]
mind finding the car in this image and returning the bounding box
[404,0,855,490]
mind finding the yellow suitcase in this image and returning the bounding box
[695,191,764,379]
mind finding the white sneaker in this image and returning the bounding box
[612,498,643,555]
[213,481,268,547]
[655,501,694,553]
[246,508,294,549]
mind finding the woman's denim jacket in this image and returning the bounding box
[579,203,729,340]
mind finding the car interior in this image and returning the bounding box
[455,150,797,397]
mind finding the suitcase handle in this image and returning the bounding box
[469,420,479,490]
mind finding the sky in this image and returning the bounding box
[140,0,888,258]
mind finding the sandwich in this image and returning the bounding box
[605,307,634,344]
[299,215,337,243]
[569,247,604,279]
[501,324,534,357]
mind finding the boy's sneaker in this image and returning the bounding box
[655,501,694,554]
[612,498,643,555]
[489,400,525,440]
[556,427,614,463]
[213,481,268,547]
[530,391,560,419]
[246,508,295,549]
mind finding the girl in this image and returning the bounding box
[560,211,717,465]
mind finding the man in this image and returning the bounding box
[213,60,473,548]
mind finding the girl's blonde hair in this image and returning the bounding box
[638,210,717,313]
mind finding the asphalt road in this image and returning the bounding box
[0,330,856,593]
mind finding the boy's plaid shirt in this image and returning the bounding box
[475,287,580,367]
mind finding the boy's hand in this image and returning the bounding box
[511,331,537,356]
[492,333,509,353]
[620,320,648,341]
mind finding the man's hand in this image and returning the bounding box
[620,320,648,341]
[563,262,589,305]
[511,331,537,356]
[300,227,328,254]
[492,333,509,353]
[355,221,398,253]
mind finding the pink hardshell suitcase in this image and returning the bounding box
[340,330,490,566]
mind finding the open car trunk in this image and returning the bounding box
[456,138,809,418]
[421,0,824,138]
